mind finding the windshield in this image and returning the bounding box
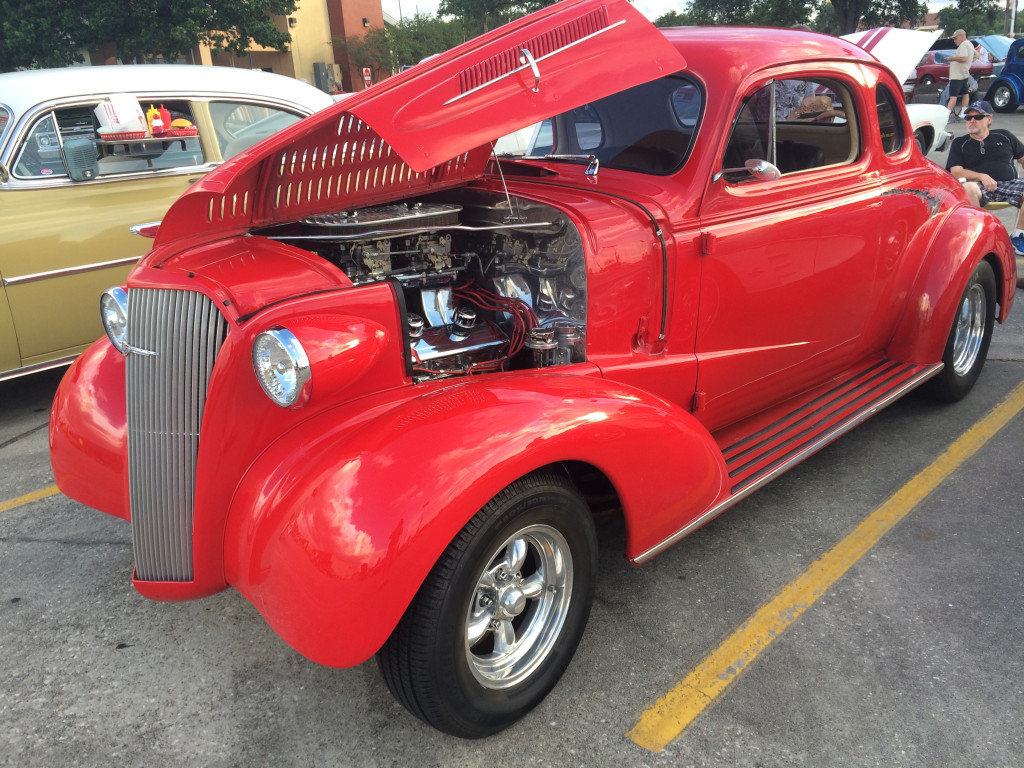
[498,73,702,175]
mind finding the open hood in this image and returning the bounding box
[155,0,685,245]
[841,27,941,85]
[347,0,685,171]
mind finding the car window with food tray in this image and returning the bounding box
[721,77,856,182]
[12,100,203,180]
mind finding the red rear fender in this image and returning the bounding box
[887,206,1015,364]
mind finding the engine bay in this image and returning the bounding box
[262,190,587,379]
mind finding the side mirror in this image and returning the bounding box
[63,138,100,182]
[712,158,781,183]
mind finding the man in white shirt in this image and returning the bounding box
[945,29,976,121]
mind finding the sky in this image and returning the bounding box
[380,0,958,24]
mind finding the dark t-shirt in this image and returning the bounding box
[946,129,1024,180]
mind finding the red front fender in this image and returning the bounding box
[49,339,129,520]
[223,373,728,668]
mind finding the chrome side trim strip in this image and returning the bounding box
[0,354,78,383]
[2,256,141,286]
[632,363,943,565]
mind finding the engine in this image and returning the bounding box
[264,190,587,379]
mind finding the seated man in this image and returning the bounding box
[946,100,1024,254]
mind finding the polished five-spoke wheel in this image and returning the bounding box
[466,524,572,689]
[378,471,596,738]
[924,260,996,402]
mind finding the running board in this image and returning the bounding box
[633,359,941,564]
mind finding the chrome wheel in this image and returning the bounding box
[951,283,987,376]
[378,471,596,737]
[923,260,996,402]
[992,84,1016,112]
[466,524,572,689]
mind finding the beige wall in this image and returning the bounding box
[205,2,339,90]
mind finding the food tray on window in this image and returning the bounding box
[97,130,147,141]
[163,127,198,137]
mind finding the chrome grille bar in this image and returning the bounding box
[126,288,227,581]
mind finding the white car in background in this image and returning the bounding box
[843,27,952,155]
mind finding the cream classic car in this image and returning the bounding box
[0,65,333,382]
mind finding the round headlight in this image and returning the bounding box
[100,287,129,355]
[252,328,311,408]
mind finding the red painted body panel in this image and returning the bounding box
[49,342,129,520]
[48,18,1017,675]
[222,374,726,667]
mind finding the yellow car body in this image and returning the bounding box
[0,65,333,381]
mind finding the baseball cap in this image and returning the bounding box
[965,100,993,116]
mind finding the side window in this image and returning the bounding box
[876,85,906,155]
[12,101,204,180]
[14,115,66,178]
[208,101,304,160]
[567,105,602,152]
[721,77,857,179]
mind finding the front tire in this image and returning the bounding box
[920,74,936,86]
[991,83,1018,113]
[378,470,597,738]
[922,260,996,402]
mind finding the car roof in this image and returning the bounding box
[0,64,333,118]
[660,25,878,75]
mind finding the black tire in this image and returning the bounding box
[378,470,597,738]
[922,260,996,402]
[920,74,935,86]
[914,129,929,154]
[991,82,1018,113]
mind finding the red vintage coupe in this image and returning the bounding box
[50,0,1016,738]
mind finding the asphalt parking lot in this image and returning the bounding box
[2,111,1023,766]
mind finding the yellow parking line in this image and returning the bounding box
[0,485,61,514]
[629,379,1024,753]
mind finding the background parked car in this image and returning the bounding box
[985,37,1024,112]
[915,50,993,85]
[0,65,333,382]
[841,28,951,154]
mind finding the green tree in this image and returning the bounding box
[653,10,699,27]
[936,0,1004,36]
[814,0,926,34]
[338,13,471,80]
[1,0,298,72]
[436,0,553,36]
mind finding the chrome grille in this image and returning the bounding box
[126,288,228,581]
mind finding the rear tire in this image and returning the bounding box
[378,470,597,738]
[922,260,996,402]
[992,83,1018,113]
[914,129,929,154]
